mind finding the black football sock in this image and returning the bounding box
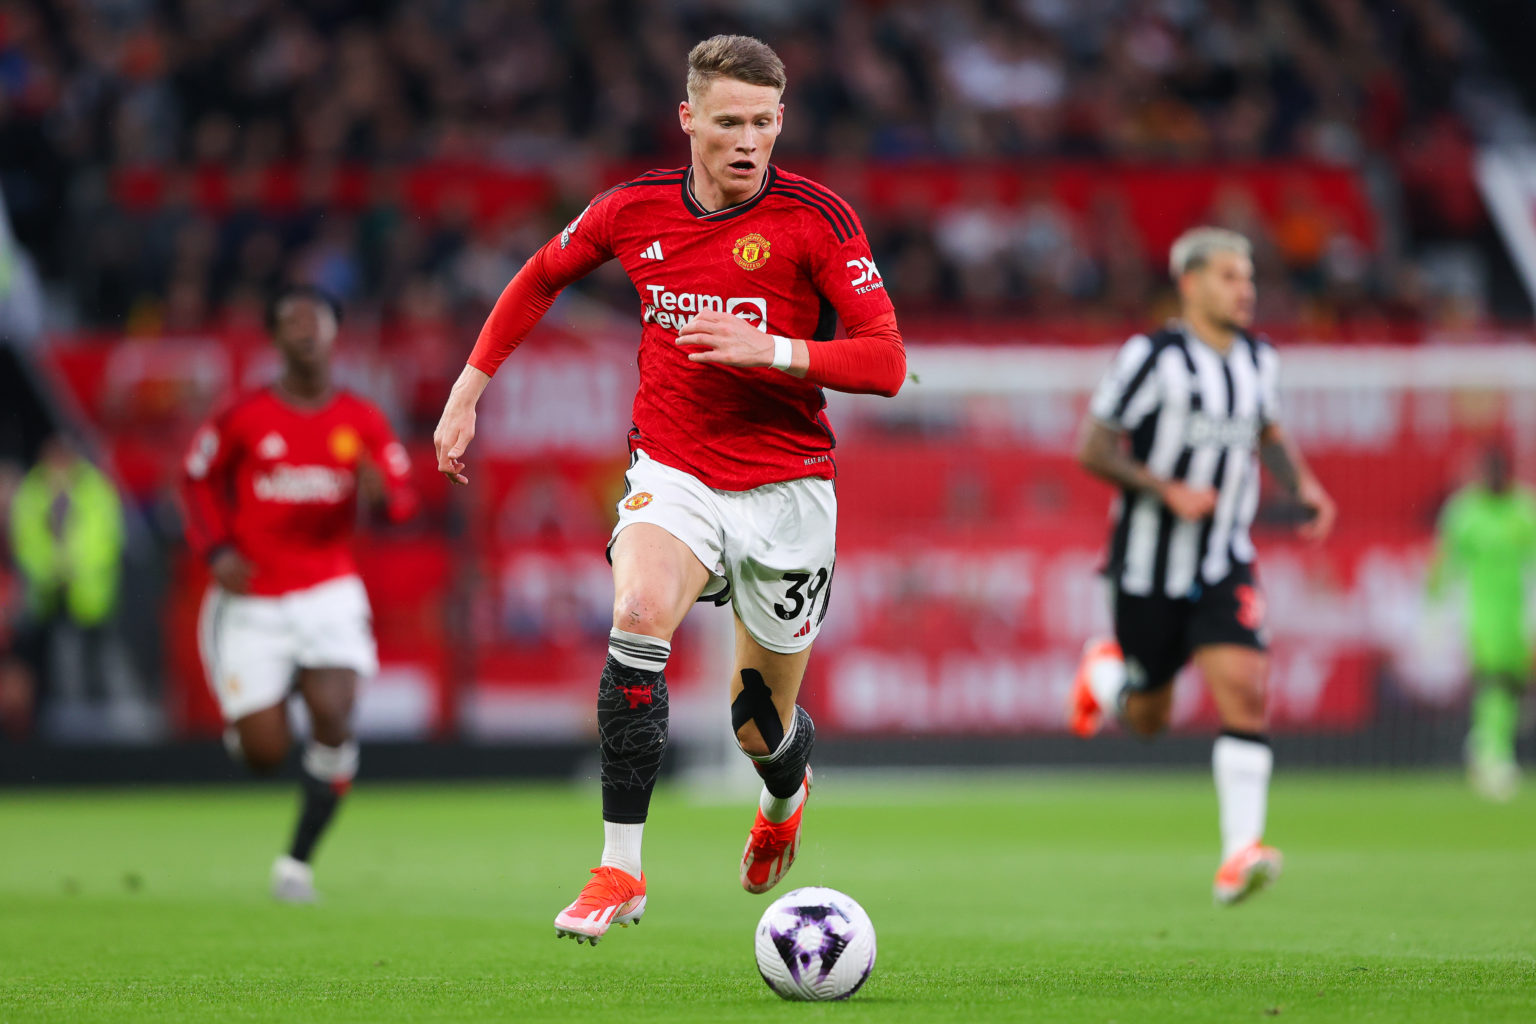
[598,628,671,825]
[288,739,358,864]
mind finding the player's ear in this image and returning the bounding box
[680,101,694,135]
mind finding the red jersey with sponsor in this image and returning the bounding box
[468,165,905,490]
[180,388,416,596]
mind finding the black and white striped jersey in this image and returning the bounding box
[1088,323,1281,599]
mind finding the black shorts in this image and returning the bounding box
[1113,564,1267,692]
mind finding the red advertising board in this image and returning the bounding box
[37,337,1521,740]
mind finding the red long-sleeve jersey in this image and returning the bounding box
[180,388,416,596]
[468,165,905,490]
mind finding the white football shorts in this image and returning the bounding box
[198,573,378,722]
[611,450,837,654]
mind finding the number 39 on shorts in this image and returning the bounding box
[773,566,833,625]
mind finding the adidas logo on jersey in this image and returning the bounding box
[256,432,288,459]
[640,241,664,260]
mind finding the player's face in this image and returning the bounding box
[272,296,338,372]
[680,78,783,202]
[1483,448,1512,492]
[1184,250,1256,331]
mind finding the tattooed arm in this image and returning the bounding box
[1076,418,1217,523]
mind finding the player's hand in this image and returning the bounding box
[675,311,779,369]
[355,456,384,506]
[433,399,477,486]
[434,367,491,486]
[1158,481,1218,522]
[209,548,254,594]
[1296,476,1336,543]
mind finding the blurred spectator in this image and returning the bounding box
[8,434,125,730]
[0,181,43,346]
[0,0,1523,330]
[0,457,30,737]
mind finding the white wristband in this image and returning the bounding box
[770,335,793,371]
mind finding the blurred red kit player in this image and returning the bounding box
[180,285,416,904]
[434,35,905,946]
[183,392,414,597]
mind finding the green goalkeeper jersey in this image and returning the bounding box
[1430,484,1536,675]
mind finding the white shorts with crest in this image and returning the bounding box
[198,574,378,722]
[610,450,837,654]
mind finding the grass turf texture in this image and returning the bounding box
[1,773,1532,1023]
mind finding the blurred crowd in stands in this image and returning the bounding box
[0,0,1527,337]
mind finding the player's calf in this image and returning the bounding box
[592,627,669,887]
[269,737,356,904]
[1210,729,1275,904]
[598,628,671,829]
[1069,638,1179,739]
[733,668,814,794]
[553,629,671,947]
[735,675,815,894]
[1122,692,1173,738]
[1197,645,1269,733]
[275,738,357,901]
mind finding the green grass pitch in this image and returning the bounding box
[2,771,1533,1022]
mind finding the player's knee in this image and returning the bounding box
[1244,675,1268,713]
[612,588,677,640]
[303,688,354,741]
[242,738,287,775]
[232,712,290,772]
[732,668,789,759]
[744,704,815,799]
[1226,672,1267,719]
[308,713,352,748]
[734,719,774,758]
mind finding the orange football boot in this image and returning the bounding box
[554,866,647,945]
[1070,637,1123,738]
[1213,841,1283,905]
[740,766,812,895]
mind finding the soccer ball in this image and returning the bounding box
[754,886,876,1001]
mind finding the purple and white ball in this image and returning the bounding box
[754,886,876,1001]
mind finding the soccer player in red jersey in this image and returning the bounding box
[433,35,905,945]
[181,285,417,903]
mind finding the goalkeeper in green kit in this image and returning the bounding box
[1428,445,1536,801]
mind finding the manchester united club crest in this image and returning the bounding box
[623,492,654,511]
[732,232,771,271]
[328,425,362,463]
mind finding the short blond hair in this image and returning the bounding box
[686,35,786,105]
[1169,227,1252,281]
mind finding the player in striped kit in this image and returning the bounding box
[1068,228,1336,905]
